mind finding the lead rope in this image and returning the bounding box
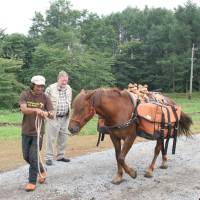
[35,115,47,179]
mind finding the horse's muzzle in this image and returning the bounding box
[68,125,80,134]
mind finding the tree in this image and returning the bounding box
[80,14,117,54]
[1,33,27,59]
[0,58,25,108]
[29,12,46,38]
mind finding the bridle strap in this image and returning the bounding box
[70,107,96,127]
[70,118,81,125]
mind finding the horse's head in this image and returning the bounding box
[68,89,96,134]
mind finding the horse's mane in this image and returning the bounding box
[94,87,122,97]
[73,87,126,109]
[86,87,125,108]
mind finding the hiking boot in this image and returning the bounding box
[38,171,47,184]
[46,160,53,166]
[57,157,70,162]
[25,183,36,192]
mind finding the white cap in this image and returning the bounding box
[31,75,46,85]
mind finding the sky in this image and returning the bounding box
[0,0,200,35]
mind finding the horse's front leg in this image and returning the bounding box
[118,135,137,179]
[110,134,123,184]
[160,153,168,169]
[145,139,168,178]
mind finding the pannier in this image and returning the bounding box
[137,103,181,140]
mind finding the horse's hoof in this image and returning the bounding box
[131,170,137,179]
[160,162,168,169]
[160,164,168,169]
[144,171,153,178]
[111,179,123,185]
[111,175,123,185]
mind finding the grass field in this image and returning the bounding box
[166,92,200,113]
[0,116,98,139]
[0,110,22,124]
[0,92,200,140]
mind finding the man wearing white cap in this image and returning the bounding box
[19,75,53,191]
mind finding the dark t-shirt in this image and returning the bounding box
[19,90,53,136]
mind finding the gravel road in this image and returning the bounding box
[0,135,200,200]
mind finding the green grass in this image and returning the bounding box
[0,110,22,139]
[165,92,200,113]
[0,117,98,140]
[0,126,21,139]
[79,116,98,136]
[163,92,200,132]
[0,110,22,123]
[0,118,98,139]
[188,113,200,133]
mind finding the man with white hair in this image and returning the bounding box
[45,71,72,166]
[19,75,53,191]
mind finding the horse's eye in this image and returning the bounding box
[79,108,85,113]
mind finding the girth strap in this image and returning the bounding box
[171,106,179,154]
[96,118,107,146]
[160,109,165,155]
[164,106,172,154]
[96,132,105,147]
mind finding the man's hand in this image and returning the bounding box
[42,111,49,118]
[35,108,43,116]
[35,109,48,118]
[20,104,51,119]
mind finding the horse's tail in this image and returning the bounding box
[178,111,193,137]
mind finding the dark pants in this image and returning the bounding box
[22,134,45,184]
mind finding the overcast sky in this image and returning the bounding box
[0,0,200,35]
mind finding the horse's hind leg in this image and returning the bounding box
[110,134,124,184]
[160,153,168,169]
[145,139,163,178]
[118,135,137,179]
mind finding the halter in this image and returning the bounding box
[70,107,96,127]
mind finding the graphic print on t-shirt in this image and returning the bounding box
[27,101,44,109]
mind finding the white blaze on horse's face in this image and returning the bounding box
[68,91,95,134]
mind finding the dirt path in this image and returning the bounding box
[0,135,200,200]
[0,135,145,172]
[0,135,112,172]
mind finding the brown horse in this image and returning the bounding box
[68,88,192,184]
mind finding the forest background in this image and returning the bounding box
[0,0,200,108]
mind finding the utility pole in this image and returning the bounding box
[189,44,197,99]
